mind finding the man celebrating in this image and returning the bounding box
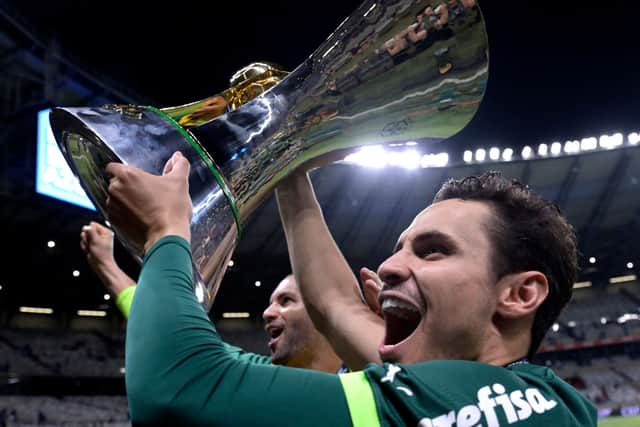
[263,274,345,372]
[106,151,595,426]
[80,223,343,373]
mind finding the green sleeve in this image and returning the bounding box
[117,277,271,364]
[125,236,352,426]
[221,342,271,364]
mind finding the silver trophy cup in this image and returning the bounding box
[49,0,489,311]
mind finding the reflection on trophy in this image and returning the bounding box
[162,62,290,128]
[49,0,489,311]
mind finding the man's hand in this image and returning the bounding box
[106,151,193,253]
[80,221,116,271]
[80,221,136,297]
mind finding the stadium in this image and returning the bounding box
[1,0,639,425]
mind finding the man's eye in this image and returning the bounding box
[421,246,447,258]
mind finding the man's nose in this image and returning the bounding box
[262,303,279,322]
[377,251,411,287]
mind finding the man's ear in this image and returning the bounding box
[497,271,549,319]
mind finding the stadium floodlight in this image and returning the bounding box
[580,137,597,151]
[389,149,420,169]
[628,262,634,269]
[563,140,580,154]
[609,274,637,284]
[343,146,388,168]
[223,312,250,318]
[537,144,548,156]
[629,132,640,145]
[47,240,55,248]
[617,313,640,324]
[463,150,473,163]
[475,148,486,162]
[550,142,562,155]
[77,310,107,317]
[589,257,596,264]
[521,146,533,159]
[551,323,559,332]
[599,134,609,149]
[567,321,576,328]
[489,147,500,161]
[421,152,449,168]
[612,133,624,146]
[501,148,513,161]
[573,281,592,289]
[19,306,53,314]
[360,146,388,168]
[402,150,421,169]
[433,153,449,167]
[600,317,607,324]
[599,133,623,150]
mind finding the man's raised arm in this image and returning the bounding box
[276,171,384,369]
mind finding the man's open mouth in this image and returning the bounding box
[266,326,283,339]
[381,298,422,346]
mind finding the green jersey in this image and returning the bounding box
[125,236,596,426]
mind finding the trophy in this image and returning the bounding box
[49,0,489,311]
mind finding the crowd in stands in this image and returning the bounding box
[546,353,640,413]
[0,396,129,426]
[0,330,125,378]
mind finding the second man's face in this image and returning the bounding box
[262,276,319,366]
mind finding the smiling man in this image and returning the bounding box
[263,274,346,372]
[275,170,578,371]
[109,152,596,426]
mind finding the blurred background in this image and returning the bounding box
[1,0,640,425]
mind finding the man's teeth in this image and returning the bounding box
[381,298,419,318]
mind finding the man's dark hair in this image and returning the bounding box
[432,171,577,359]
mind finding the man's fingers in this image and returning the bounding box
[360,267,383,317]
[95,223,112,237]
[163,151,190,179]
[360,267,383,289]
[105,161,126,177]
[363,279,383,317]
[162,152,180,175]
[80,232,88,251]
